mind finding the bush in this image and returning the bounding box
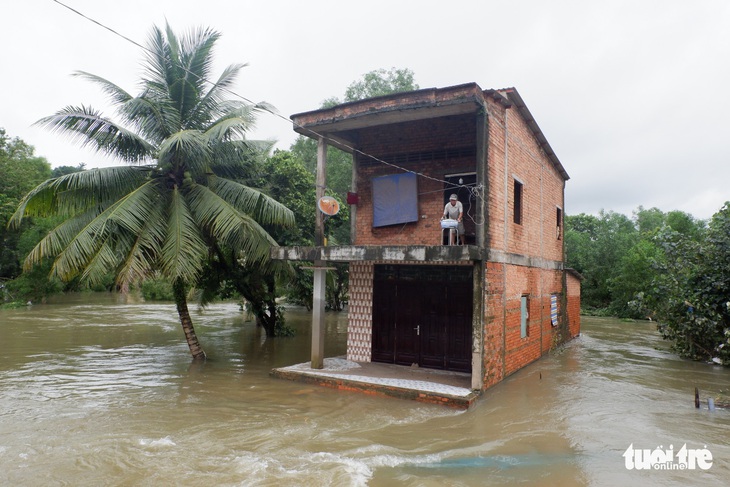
[140,277,174,301]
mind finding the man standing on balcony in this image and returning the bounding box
[442,194,464,245]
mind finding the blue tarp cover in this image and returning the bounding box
[372,172,418,227]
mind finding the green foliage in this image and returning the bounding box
[325,263,348,311]
[275,68,418,312]
[565,210,638,310]
[51,164,86,178]
[284,265,314,310]
[0,128,53,281]
[566,207,707,319]
[9,25,295,358]
[257,150,316,245]
[140,276,175,301]
[647,204,730,364]
[3,260,64,303]
[567,203,728,365]
[289,67,419,246]
[343,67,419,103]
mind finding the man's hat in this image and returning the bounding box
[449,194,458,200]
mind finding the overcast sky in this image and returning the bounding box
[4,0,729,220]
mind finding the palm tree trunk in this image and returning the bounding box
[173,279,207,360]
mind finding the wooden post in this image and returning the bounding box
[695,387,700,408]
[311,138,327,369]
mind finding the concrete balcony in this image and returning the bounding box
[270,245,485,263]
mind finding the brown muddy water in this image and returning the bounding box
[0,293,728,486]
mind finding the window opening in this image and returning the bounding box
[520,295,529,338]
[514,179,523,225]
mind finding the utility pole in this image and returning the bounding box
[311,137,327,369]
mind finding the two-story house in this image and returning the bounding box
[272,83,581,407]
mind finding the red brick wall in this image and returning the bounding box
[566,272,582,338]
[484,99,565,262]
[483,262,505,388]
[484,262,569,382]
[353,116,476,246]
[337,88,581,392]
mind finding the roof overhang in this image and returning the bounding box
[290,83,486,153]
[289,82,569,181]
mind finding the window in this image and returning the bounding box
[372,172,419,227]
[556,207,563,239]
[513,179,523,225]
[520,295,529,338]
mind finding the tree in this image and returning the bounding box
[343,67,419,103]
[9,25,293,359]
[648,203,730,364]
[291,67,420,230]
[197,149,315,335]
[565,210,638,312]
[0,129,52,281]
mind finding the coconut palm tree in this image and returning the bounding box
[9,24,294,360]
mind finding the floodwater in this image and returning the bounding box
[0,293,728,486]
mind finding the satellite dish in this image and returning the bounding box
[317,196,340,216]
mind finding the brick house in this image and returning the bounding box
[272,83,581,394]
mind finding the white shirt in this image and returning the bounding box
[443,201,463,220]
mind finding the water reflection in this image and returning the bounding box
[0,295,727,486]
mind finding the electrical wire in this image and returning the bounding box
[51,0,486,205]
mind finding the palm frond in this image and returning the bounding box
[34,106,154,162]
[163,24,221,127]
[8,178,59,228]
[160,187,207,283]
[192,63,246,121]
[103,178,164,235]
[72,71,133,107]
[23,209,99,270]
[78,231,127,286]
[8,167,149,227]
[205,105,258,142]
[47,198,129,281]
[157,130,211,174]
[115,203,167,286]
[118,94,178,144]
[143,25,174,93]
[207,139,273,180]
[208,177,294,227]
[186,183,279,263]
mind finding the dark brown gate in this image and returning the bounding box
[372,265,472,372]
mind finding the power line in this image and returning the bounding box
[51,0,481,196]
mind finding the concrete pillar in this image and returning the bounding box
[471,260,485,390]
[311,138,327,369]
[311,263,326,369]
[473,108,488,390]
[475,106,489,249]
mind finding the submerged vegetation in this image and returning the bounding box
[566,204,730,365]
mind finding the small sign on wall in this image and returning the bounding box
[551,294,559,326]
